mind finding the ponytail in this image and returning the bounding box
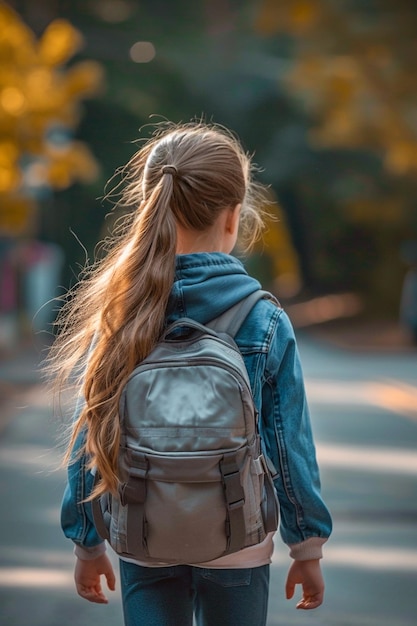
[50,171,177,497]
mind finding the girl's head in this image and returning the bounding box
[120,121,264,254]
[50,121,267,496]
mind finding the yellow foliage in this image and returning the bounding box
[288,55,361,110]
[0,164,20,199]
[310,108,362,148]
[287,50,417,160]
[255,0,318,36]
[25,68,60,113]
[254,195,302,296]
[0,140,19,166]
[346,198,403,224]
[0,85,26,115]
[255,0,417,176]
[38,19,83,66]
[0,2,104,234]
[385,141,417,176]
[65,61,105,98]
[288,1,319,34]
[0,194,36,235]
[0,3,34,67]
[327,75,354,102]
[46,142,100,189]
[287,55,324,93]
[0,163,20,192]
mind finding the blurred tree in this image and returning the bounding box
[256,0,417,175]
[6,0,302,292]
[255,0,417,313]
[7,0,415,317]
[0,2,103,236]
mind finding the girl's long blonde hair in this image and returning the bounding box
[48,121,266,498]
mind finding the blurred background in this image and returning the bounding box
[0,0,416,350]
[0,3,417,626]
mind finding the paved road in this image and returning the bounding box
[0,334,416,626]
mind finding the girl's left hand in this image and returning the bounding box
[74,554,116,604]
[285,558,325,610]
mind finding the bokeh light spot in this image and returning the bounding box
[130,41,156,63]
[0,86,26,115]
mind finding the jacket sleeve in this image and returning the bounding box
[261,309,332,560]
[60,397,106,560]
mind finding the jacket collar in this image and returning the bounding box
[167,253,261,325]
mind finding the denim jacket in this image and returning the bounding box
[61,253,332,562]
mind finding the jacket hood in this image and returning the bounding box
[167,253,261,325]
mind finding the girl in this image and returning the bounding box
[51,121,332,626]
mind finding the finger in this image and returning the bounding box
[105,568,116,591]
[76,585,109,604]
[81,591,108,604]
[296,594,323,610]
[285,579,295,600]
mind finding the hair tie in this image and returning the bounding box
[162,164,178,177]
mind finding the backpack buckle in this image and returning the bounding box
[220,456,245,510]
[119,451,148,506]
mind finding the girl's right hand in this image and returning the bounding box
[74,554,116,604]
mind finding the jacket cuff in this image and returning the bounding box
[74,541,106,561]
[289,536,327,561]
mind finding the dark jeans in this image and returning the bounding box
[120,561,270,626]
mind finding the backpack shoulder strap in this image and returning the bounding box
[207,290,280,338]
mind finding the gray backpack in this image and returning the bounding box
[92,290,279,564]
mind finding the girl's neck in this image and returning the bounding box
[176,228,223,254]
[176,204,240,254]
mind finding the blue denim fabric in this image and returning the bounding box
[61,252,332,551]
[120,561,269,626]
[60,406,98,547]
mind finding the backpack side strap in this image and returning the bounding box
[207,290,280,338]
[91,472,111,543]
